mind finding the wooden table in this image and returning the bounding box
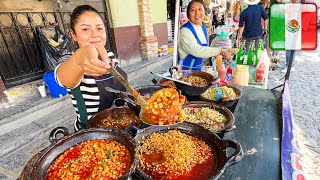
[221,86,282,179]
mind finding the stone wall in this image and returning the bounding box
[138,0,158,60]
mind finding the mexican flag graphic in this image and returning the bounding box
[269,3,317,50]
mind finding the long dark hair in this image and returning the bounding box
[186,0,206,19]
[70,5,102,33]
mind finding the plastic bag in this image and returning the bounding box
[36,26,70,72]
[256,49,268,82]
[210,36,232,49]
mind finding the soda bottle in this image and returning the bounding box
[247,42,254,65]
[236,43,244,64]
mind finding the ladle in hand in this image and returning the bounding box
[109,66,146,106]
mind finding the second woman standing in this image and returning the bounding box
[178,0,231,70]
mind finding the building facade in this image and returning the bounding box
[0,0,168,104]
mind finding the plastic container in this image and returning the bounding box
[233,65,249,86]
[256,62,266,82]
[205,66,215,77]
[43,72,67,98]
[218,64,226,81]
[37,86,47,97]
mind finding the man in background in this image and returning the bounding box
[238,0,269,63]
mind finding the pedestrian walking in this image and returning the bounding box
[237,0,269,64]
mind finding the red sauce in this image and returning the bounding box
[143,154,215,180]
[46,139,131,180]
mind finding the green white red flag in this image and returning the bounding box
[270,3,317,50]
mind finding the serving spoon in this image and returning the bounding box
[150,72,192,86]
[109,66,146,106]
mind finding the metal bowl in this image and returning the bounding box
[172,70,218,97]
[182,101,236,135]
[200,85,242,108]
[157,78,177,89]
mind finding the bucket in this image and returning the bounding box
[43,72,67,98]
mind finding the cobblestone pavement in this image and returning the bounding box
[268,49,320,179]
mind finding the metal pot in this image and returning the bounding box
[20,147,49,180]
[183,101,236,137]
[200,85,242,108]
[170,70,219,97]
[28,127,136,180]
[87,98,143,129]
[126,122,243,180]
[153,78,177,89]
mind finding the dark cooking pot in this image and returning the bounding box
[20,146,49,180]
[169,69,219,97]
[87,98,143,129]
[28,127,136,180]
[126,122,243,180]
[152,78,177,89]
[200,85,242,108]
[183,101,236,137]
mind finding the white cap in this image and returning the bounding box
[244,0,260,5]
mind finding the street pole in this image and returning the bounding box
[284,50,294,83]
[270,50,294,93]
[172,0,180,67]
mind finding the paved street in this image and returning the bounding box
[268,49,320,179]
[0,48,319,179]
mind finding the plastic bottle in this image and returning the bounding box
[218,63,227,81]
[247,43,254,65]
[226,66,233,81]
[236,43,244,64]
[216,55,223,69]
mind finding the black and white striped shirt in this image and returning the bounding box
[54,52,125,131]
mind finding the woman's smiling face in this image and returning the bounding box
[188,1,205,26]
[71,11,106,47]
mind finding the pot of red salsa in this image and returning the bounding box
[127,122,243,180]
[29,127,136,180]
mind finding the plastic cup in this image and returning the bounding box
[37,86,47,97]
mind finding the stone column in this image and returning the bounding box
[138,0,158,60]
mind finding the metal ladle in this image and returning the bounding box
[109,66,146,106]
[109,67,185,126]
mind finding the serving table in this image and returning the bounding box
[221,86,282,179]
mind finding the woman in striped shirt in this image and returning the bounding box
[54,5,126,131]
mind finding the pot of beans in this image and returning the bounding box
[200,85,242,108]
[155,78,177,89]
[182,101,236,136]
[87,98,143,129]
[127,122,243,180]
[169,69,219,97]
[27,127,136,180]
